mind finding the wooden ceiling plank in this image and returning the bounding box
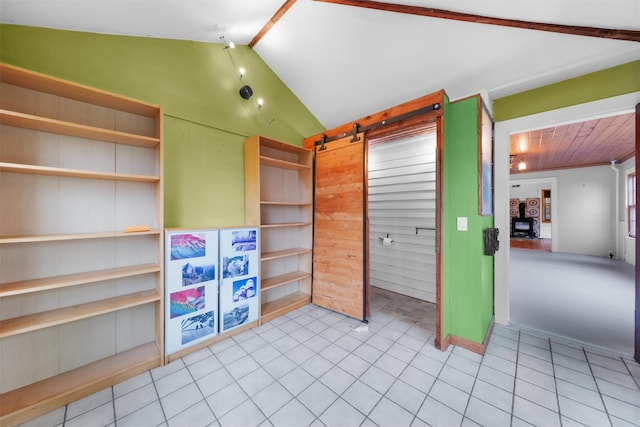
[315,0,640,42]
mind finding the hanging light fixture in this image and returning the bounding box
[518,159,527,170]
[220,35,275,124]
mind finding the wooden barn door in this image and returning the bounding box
[313,133,369,321]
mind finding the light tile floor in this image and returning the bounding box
[20,287,640,427]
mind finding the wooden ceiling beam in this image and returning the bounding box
[249,0,298,48]
[315,0,640,42]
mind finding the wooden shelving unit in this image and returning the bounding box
[0,63,164,426]
[245,135,313,324]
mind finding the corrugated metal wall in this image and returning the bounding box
[368,131,437,302]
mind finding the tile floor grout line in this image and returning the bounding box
[583,346,614,427]
[509,329,521,427]
[548,337,564,427]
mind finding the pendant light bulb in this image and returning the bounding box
[239,68,245,79]
[257,98,264,109]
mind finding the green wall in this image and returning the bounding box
[442,95,494,345]
[494,60,640,122]
[0,24,324,227]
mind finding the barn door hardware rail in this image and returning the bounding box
[313,102,441,147]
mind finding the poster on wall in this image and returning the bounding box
[219,227,260,333]
[165,229,219,355]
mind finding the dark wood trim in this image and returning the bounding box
[435,114,444,350]
[314,0,640,42]
[249,0,298,48]
[449,318,495,355]
[303,90,445,149]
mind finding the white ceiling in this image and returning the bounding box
[1,0,639,129]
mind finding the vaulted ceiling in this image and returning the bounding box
[2,0,638,173]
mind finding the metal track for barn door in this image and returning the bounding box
[314,102,441,151]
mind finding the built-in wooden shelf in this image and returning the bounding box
[0,110,160,148]
[0,289,160,339]
[1,63,159,118]
[0,230,161,244]
[0,264,160,297]
[262,271,311,292]
[261,201,312,206]
[0,161,160,182]
[246,135,313,325]
[260,156,311,170]
[261,291,312,323]
[261,248,312,262]
[0,342,161,427]
[260,222,312,229]
[0,62,164,426]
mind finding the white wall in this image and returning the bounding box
[511,166,616,257]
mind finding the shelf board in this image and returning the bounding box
[0,161,160,182]
[0,264,161,297]
[260,156,311,171]
[0,342,162,426]
[0,109,160,148]
[261,222,312,229]
[0,230,161,244]
[262,271,311,292]
[261,201,312,206]
[1,63,160,117]
[261,247,312,261]
[0,289,161,339]
[261,291,311,324]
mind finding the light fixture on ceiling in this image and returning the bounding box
[518,159,527,171]
[220,35,274,125]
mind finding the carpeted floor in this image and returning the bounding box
[509,249,635,356]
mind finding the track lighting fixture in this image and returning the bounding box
[220,35,275,124]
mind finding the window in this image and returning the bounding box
[628,172,636,238]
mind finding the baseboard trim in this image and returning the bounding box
[442,318,495,355]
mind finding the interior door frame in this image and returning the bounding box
[304,91,446,346]
[493,92,640,361]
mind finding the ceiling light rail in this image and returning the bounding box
[313,102,440,147]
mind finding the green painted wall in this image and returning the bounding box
[494,60,640,122]
[442,95,494,344]
[0,24,324,227]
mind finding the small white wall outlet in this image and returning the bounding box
[457,217,468,231]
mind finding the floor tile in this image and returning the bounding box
[471,379,514,413]
[464,396,511,427]
[515,379,558,412]
[226,354,260,380]
[602,395,640,425]
[342,380,382,415]
[513,395,561,427]
[64,402,114,427]
[197,366,235,397]
[160,383,204,420]
[555,379,605,411]
[368,397,414,427]
[374,352,407,378]
[319,343,350,364]
[237,367,275,396]
[319,365,356,395]
[297,380,338,416]
[416,396,464,427]
[66,387,113,420]
[558,395,610,427]
[166,400,215,427]
[385,379,427,414]
[217,400,265,427]
[597,377,640,406]
[269,399,316,427]
[338,353,371,378]
[360,365,396,394]
[301,354,334,378]
[206,382,248,418]
[398,364,437,393]
[114,383,158,420]
[428,379,470,414]
[252,381,293,417]
[319,398,365,427]
[113,371,152,398]
[155,367,194,398]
